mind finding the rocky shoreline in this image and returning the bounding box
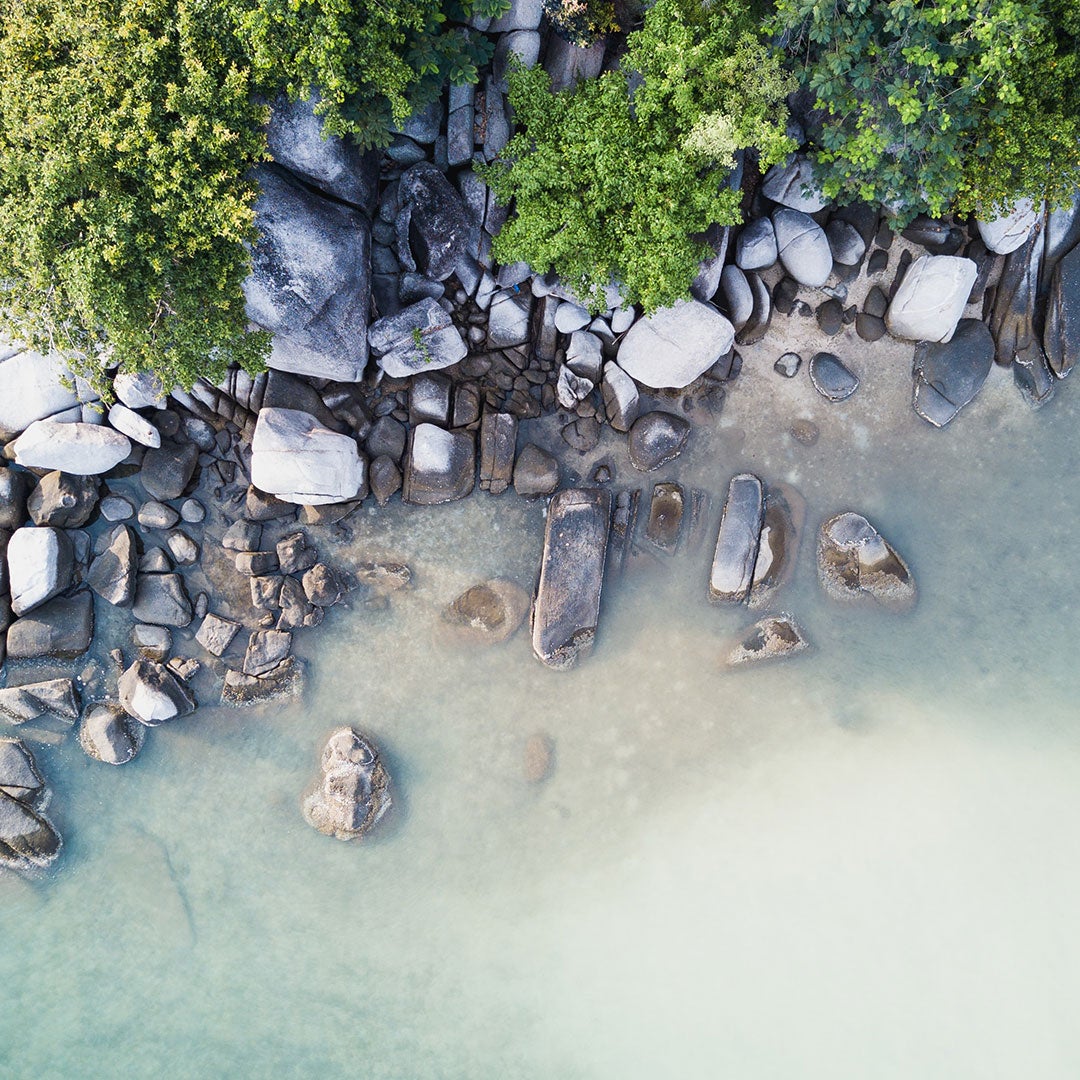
[3,3,1080,869]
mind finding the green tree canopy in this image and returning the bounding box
[482,0,795,313]
[770,0,1080,223]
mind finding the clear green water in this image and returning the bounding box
[4,358,1080,1079]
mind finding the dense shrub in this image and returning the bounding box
[770,0,1080,223]
[542,0,619,47]
[482,0,795,313]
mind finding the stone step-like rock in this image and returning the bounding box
[478,411,518,495]
[403,424,475,505]
[709,474,764,603]
[531,488,611,669]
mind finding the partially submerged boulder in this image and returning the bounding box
[724,613,812,667]
[0,737,61,870]
[818,512,917,612]
[302,727,392,840]
[912,319,994,427]
[531,488,611,669]
[79,704,145,765]
[118,658,196,725]
[5,592,94,659]
[0,679,79,725]
[442,579,530,645]
[709,474,764,604]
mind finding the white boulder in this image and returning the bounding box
[0,349,80,439]
[7,527,75,616]
[251,407,365,506]
[976,198,1040,255]
[616,300,734,389]
[886,255,977,344]
[12,420,131,474]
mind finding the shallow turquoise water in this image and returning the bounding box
[4,357,1080,1079]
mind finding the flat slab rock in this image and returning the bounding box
[724,613,811,667]
[531,488,611,669]
[818,512,917,612]
[913,319,994,427]
[303,727,392,840]
[709,474,764,603]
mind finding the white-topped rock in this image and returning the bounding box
[107,403,161,448]
[251,407,366,506]
[113,371,166,410]
[12,420,131,474]
[616,300,734,389]
[886,255,977,344]
[7,527,75,616]
[976,198,1040,255]
[762,155,829,213]
[0,350,80,439]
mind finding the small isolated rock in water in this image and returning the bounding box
[532,488,611,670]
[789,419,819,446]
[774,352,802,378]
[724,613,811,667]
[303,727,392,841]
[809,352,859,402]
[79,704,145,765]
[818,512,917,612]
[627,412,690,472]
[885,255,977,343]
[442,579,530,645]
[523,732,555,784]
[645,482,684,553]
[118,658,196,726]
[912,319,994,427]
[709,474,764,604]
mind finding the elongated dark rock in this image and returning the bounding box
[531,489,611,670]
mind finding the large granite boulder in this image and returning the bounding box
[616,300,734,389]
[303,727,392,840]
[1043,242,1080,378]
[531,488,610,669]
[7,526,74,616]
[266,96,379,213]
[975,198,1039,255]
[709,474,764,604]
[27,472,99,528]
[6,591,94,659]
[885,255,976,343]
[12,420,131,475]
[398,161,473,281]
[0,349,80,440]
[113,371,165,410]
[251,407,366,506]
[912,319,995,426]
[79,704,145,765]
[403,424,475,505]
[772,209,832,287]
[818,512,916,612]
[243,166,371,382]
[368,298,467,377]
[118,658,196,725]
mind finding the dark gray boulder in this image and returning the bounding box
[0,467,29,529]
[266,96,379,214]
[398,161,472,281]
[140,439,198,501]
[27,472,98,528]
[303,727,392,840]
[1044,242,1080,378]
[243,166,371,382]
[403,424,475,505]
[6,591,94,659]
[87,525,137,607]
[709,473,764,604]
[132,573,192,627]
[809,352,859,401]
[513,444,559,497]
[531,489,611,669]
[913,319,994,427]
[627,412,690,472]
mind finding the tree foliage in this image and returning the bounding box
[0,0,270,391]
[482,0,795,313]
[235,0,508,150]
[770,0,1080,223]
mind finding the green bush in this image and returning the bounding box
[481,0,795,314]
[770,0,1080,223]
[0,0,270,393]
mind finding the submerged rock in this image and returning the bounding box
[0,736,46,801]
[531,488,611,670]
[79,704,145,766]
[222,656,306,707]
[303,727,392,841]
[442,579,530,645]
[523,732,555,784]
[0,788,62,870]
[645,482,684,553]
[749,484,803,608]
[817,512,917,612]
[724,613,811,667]
[0,679,79,725]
